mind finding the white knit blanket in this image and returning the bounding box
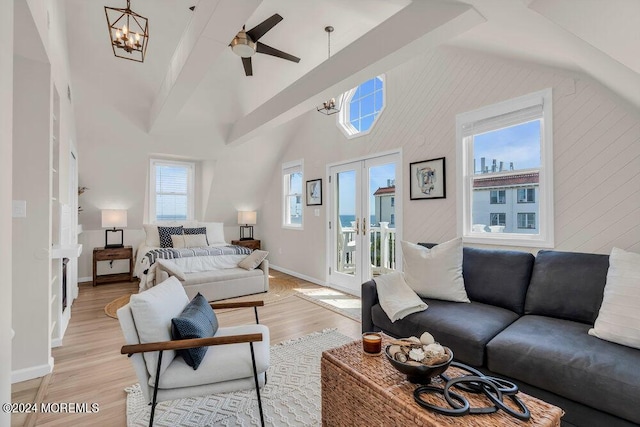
[375,271,428,322]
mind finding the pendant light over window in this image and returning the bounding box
[105,0,149,63]
[317,26,342,116]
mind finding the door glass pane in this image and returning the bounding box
[336,171,356,275]
[368,163,396,276]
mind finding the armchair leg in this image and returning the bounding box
[250,342,265,427]
[149,350,163,427]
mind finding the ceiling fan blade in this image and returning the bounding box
[246,14,283,42]
[256,42,300,63]
[242,57,253,76]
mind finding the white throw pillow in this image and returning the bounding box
[199,222,226,245]
[129,277,190,378]
[143,224,160,247]
[588,247,640,349]
[238,250,268,270]
[183,234,208,248]
[171,234,186,249]
[400,239,470,303]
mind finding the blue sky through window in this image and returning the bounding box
[473,120,541,173]
[349,76,384,133]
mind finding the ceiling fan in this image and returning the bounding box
[230,13,301,76]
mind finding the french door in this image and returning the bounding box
[327,152,401,295]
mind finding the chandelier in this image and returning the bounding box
[317,26,342,116]
[104,0,149,63]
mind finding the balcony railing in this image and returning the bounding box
[337,222,396,275]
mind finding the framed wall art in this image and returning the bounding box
[306,179,322,206]
[410,157,446,200]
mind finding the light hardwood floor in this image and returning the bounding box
[11,271,361,426]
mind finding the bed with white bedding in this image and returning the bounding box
[135,222,264,293]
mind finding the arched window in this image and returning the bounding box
[338,75,385,138]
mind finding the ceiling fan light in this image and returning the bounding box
[230,30,256,58]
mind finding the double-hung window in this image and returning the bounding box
[149,159,195,223]
[282,160,303,229]
[456,89,553,247]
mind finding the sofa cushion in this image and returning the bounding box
[238,250,268,270]
[525,250,609,324]
[462,247,534,315]
[129,277,190,379]
[371,298,519,366]
[156,259,186,281]
[171,293,219,369]
[182,268,263,286]
[487,315,640,425]
[157,324,270,389]
[401,239,470,303]
[589,247,640,349]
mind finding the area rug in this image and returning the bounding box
[104,273,300,319]
[295,288,361,321]
[125,329,354,426]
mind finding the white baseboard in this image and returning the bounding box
[269,265,327,287]
[12,357,53,383]
[78,276,92,283]
[51,338,62,348]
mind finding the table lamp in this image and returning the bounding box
[237,211,256,241]
[102,209,127,248]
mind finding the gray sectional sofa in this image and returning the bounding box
[362,246,640,427]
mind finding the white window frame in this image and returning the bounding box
[456,88,554,247]
[517,188,535,203]
[490,213,506,226]
[518,213,537,229]
[149,158,195,223]
[282,159,304,230]
[337,74,386,139]
[490,190,506,204]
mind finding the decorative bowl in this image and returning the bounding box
[384,345,453,384]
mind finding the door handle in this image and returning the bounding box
[355,218,359,235]
[363,217,367,235]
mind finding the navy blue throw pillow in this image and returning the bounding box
[158,226,183,248]
[183,227,209,245]
[171,293,218,369]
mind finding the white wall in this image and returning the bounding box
[0,0,14,422]
[12,54,53,380]
[260,47,640,283]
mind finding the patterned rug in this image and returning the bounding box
[125,329,354,426]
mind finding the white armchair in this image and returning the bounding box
[118,277,269,426]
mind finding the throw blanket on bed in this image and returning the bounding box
[144,245,252,267]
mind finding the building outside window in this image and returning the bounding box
[338,75,385,138]
[517,188,535,203]
[490,190,506,204]
[149,159,194,222]
[456,88,553,247]
[282,160,303,229]
[518,213,536,229]
[490,213,506,226]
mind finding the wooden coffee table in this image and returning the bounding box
[321,335,563,426]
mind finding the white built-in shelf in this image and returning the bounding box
[51,244,83,259]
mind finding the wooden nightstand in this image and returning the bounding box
[231,239,261,251]
[93,246,134,286]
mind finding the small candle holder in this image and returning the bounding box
[362,332,383,356]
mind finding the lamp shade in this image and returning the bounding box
[102,209,128,228]
[237,211,257,225]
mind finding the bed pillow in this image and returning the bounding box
[401,238,470,303]
[158,226,184,248]
[143,224,160,247]
[238,250,269,270]
[198,222,226,245]
[184,227,209,245]
[588,247,640,349]
[171,293,219,369]
[171,234,186,249]
[184,234,208,248]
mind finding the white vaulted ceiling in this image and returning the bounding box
[63,0,639,156]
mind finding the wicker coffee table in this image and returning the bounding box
[321,336,563,426]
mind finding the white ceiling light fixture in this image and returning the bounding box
[317,26,342,116]
[104,0,149,63]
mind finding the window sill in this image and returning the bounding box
[463,233,553,248]
[282,225,304,231]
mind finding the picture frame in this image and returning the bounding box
[306,179,322,206]
[410,157,446,200]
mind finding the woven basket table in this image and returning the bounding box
[321,336,563,427]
